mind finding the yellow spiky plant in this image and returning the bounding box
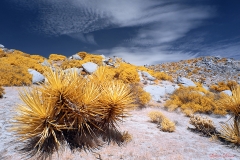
[12,66,137,159]
[0,85,4,98]
[218,85,240,145]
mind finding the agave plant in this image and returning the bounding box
[218,85,240,145]
[12,66,137,159]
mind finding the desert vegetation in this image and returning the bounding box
[11,66,138,159]
[148,111,175,132]
[1,47,240,159]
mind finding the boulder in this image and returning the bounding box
[144,85,165,101]
[177,76,196,87]
[82,62,98,74]
[138,71,144,81]
[141,71,156,81]
[165,85,179,94]
[221,90,232,96]
[28,69,45,84]
[41,59,51,67]
[70,54,82,60]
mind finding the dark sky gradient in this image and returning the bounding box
[0,0,240,65]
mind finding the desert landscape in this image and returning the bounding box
[0,46,240,160]
[0,87,239,160]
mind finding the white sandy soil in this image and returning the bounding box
[0,87,239,160]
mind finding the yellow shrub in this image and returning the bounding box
[83,53,103,66]
[30,55,45,62]
[153,71,173,81]
[61,59,83,69]
[115,63,140,83]
[189,115,217,136]
[165,86,227,115]
[148,111,175,132]
[0,62,32,86]
[210,80,238,92]
[137,66,172,81]
[131,84,151,106]
[1,51,45,73]
[77,51,87,59]
[0,85,4,98]
[49,54,66,61]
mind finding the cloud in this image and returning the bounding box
[94,46,197,65]
[9,0,214,64]
[67,33,97,45]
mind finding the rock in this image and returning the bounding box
[138,71,144,81]
[28,69,45,84]
[144,85,166,101]
[64,67,83,75]
[70,54,82,60]
[0,44,4,48]
[165,85,179,94]
[41,59,51,67]
[82,62,98,74]
[177,76,196,87]
[221,90,232,96]
[141,71,156,81]
[203,85,209,91]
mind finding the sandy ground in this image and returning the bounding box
[0,87,240,160]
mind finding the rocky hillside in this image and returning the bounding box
[146,56,240,86]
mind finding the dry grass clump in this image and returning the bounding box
[218,85,240,145]
[148,111,175,132]
[210,80,238,92]
[49,54,67,61]
[188,115,217,136]
[164,86,227,116]
[0,85,4,98]
[114,63,140,83]
[137,66,173,81]
[131,83,151,107]
[0,62,32,86]
[11,67,137,159]
[1,50,46,74]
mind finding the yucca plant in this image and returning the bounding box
[218,85,240,145]
[12,66,137,159]
[0,85,4,98]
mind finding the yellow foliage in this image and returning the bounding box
[218,85,240,145]
[137,66,172,81]
[115,63,140,83]
[12,67,137,159]
[165,86,227,115]
[30,55,45,62]
[77,51,87,59]
[82,53,103,66]
[49,54,66,61]
[0,62,32,86]
[131,83,151,106]
[210,80,238,92]
[189,115,217,136]
[153,71,173,81]
[0,51,45,74]
[148,111,175,132]
[0,85,4,98]
[61,59,83,69]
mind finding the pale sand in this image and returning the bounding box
[0,87,239,160]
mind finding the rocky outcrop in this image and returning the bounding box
[177,76,196,87]
[28,69,45,84]
[82,62,98,74]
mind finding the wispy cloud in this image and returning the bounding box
[68,33,97,45]
[10,0,215,65]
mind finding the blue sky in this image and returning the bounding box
[0,0,240,65]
